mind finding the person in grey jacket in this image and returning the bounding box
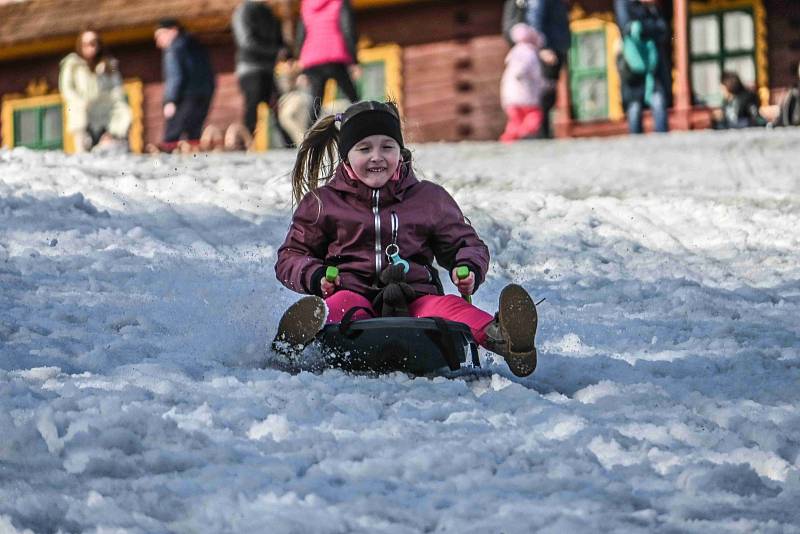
[154,18,216,147]
[232,0,289,136]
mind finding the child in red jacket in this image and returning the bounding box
[274,101,539,376]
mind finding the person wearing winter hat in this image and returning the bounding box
[273,100,541,377]
[500,23,548,142]
[154,18,216,149]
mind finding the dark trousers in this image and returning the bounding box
[163,95,212,143]
[538,52,566,139]
[304,62,359,120]
[238,69,277,134]
[239,69,295,146]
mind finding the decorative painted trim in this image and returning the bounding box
[124,79,144,154]
[569,12,624,121]
[688,0,769,105]
[253,102,269,152]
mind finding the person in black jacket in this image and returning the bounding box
[614,0,671,134]
[526,0,570,138]
[232,0,289,137]
[154,18,216,147]
[713,71,765,129]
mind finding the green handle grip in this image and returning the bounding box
[455,266,472,304]
[325,266,339,283]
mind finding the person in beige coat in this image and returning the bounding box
[59,30,132,153]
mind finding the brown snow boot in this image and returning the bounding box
[483,284,538,377]
[271,296,327,355]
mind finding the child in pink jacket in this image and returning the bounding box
[500,23,549,142]
[273,101,540,377]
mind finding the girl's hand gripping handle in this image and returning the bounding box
[321,266,340,298]
[454,266,474,304]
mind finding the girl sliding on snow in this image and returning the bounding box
[273,100,539,376]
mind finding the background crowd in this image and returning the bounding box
[57,0,800,154]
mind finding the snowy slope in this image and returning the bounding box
[1,129,799,533]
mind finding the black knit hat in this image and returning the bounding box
[338,101,404,160]
[156,18,181,30]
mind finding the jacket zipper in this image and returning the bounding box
[373,189,382,276]
[391,211,398,247]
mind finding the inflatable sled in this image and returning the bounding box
[315,315,481,376]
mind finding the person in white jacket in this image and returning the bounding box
[59,30,132,153]
[499,23,549,142]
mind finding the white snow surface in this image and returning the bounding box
[1,129,799,533]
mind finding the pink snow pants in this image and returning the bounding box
[325,290,494,346]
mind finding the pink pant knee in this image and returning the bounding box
[325,290,375,323]
[408,294,494,345]
[325,291,494,346]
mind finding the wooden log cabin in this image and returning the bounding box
[1,0,798,153]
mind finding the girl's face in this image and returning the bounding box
[346,134,401,188]
[80,32,99,60]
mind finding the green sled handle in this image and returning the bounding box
[456,266,472,304]
[326,266,339,283]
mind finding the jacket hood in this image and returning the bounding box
[327,162,418,204]
[60,52,86,68]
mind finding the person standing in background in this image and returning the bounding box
[614,0,671,134]
[154,18,216,150]
[525,0,570,138]
[499,23,548,143]
[297,0,359,120]
[232,0,290,139]
[59,29,132,153]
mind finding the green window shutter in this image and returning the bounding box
[689,8,756,106]
[334,59,387,102]
[12,104,63,150]
[569,29,609,121]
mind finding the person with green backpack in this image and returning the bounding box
[614,0,671,134]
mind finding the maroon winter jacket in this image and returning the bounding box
[275,163,490,301]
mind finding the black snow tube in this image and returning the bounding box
[315,316,481,375]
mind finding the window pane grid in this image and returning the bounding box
[569,28,609,122]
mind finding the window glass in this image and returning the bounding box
[690,15,719,55]
[575,31,606,69]
[723,11,754,51]
[692,60,722,106]
[41,106,63,146]
[724,56,756,86]
[358,61,387,102]
[576,77,608,120]
[15,109,38,146]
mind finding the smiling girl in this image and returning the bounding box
[274,101,539,376]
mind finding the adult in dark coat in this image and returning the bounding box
[502,0,570,138]
[232,0,288,136]
[154,18,216,146]
[713,71,765,129]
[614,0,671,134]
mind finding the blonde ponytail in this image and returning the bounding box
[290,114,340,205]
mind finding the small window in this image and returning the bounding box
[689,8,756,106]
[570,29,609,121]
[13,104,63,150]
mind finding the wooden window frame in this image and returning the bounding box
[568,14,624,122]
[1,78,144,153]
[688,0,769,105]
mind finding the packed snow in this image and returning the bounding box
[1,129,799,533]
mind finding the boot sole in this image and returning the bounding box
[498,284,538,377]
[272,296,327,353]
